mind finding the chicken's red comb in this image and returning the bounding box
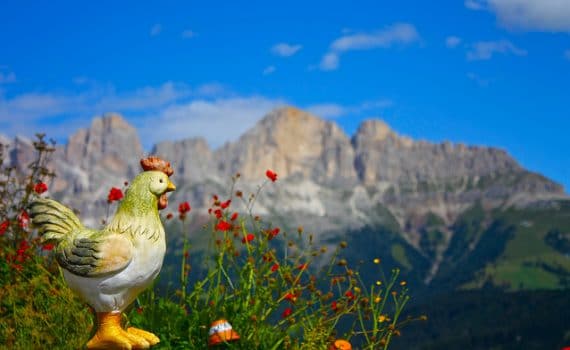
[140,156,174,177]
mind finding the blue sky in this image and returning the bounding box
[0,0,569,190]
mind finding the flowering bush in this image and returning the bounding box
[127,171,423,349]
[0,134,423,349]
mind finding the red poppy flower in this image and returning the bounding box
[220,199,231,209]
[0,220,9,235]
[34,182,48,194]
[241,233,254,244]
[214,209,223,219]
[284,293,297,303]
[331,301,339,312]
[107,187,124,202]
[281,307,292,318]
[267,227,280,240]
[345,291,355,300]
[266,169,278,182]
[42,243,55,251]
[230,212,238,221]
[270,263,279,272]
[18,211,29,229]
[216,220,232,231]
[178,202,191,214]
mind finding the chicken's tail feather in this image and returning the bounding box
[29,198,84,243]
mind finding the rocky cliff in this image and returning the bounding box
[1,106,565,255]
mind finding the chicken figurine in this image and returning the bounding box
[29,156,176,349]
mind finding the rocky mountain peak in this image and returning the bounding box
[215,106,357,184]
[355,119,394,142]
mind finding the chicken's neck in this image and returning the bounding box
[107,193,164,242]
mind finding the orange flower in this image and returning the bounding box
[265,169,278,182]
[34,182,48,194]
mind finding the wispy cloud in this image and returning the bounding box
[319,23,420,71]
[445,36,462,48]
[137,96,285,148]
[466,0,570,32]
[466,39,527,60]
[263,65,276,75]
[271,43,302,57]
[467,72,490,86]
[0,72,16,84]
[181,29,196,39]
[306,99,393,119]
[150,23,162,36]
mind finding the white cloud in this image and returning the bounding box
[465,0,484,10]
[565,49,570,60]
[466,0,570,32]
[0,72,16,84]
[181,30,196,39]
[263,65,276,75]
[319,53,339,71]
[137,97,285,148]
[271,43,302,57]
[319,23,419,71]
[306,99,393,119]
[446,36,462,48]
[466,39,527,60]
[467,72,490,86]
[150,24,162,36]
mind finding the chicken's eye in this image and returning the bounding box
[159,179,164,183]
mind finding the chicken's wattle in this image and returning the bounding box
[158,194,168,210]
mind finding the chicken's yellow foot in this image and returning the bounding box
[127,327,160,345]
[86,312,153,350]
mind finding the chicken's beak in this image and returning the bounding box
[166,180,176,192]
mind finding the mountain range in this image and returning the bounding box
[2,106,569,292]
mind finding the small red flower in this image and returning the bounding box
[12,264,23,272]
[331,301,339,312]
[42,243,55,251]
[0,220,9,236]
[34,182,48,194]
[297,263,308,271]
[230,212,238,221]
[267,227,280,240]
[166,213,173,220]
[220,199,231,209]
[107,187,124,202]
[270,263,279,272]
[18,211,29,229]
[178,202,191,215]
[216,220,232,231]
[241,233,254,244]
[266,169,278,182]
[284,293,297,303]
[214,209,223,219]
[212,194,219,201]
[136,307,143,314]
[345,290,355,300]
[281,307,292,318]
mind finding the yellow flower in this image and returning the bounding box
[400,281,407,286]
[354,287,361,293]
[373,258,380,264]
[378,315,387,323]
[374,297,382,303]
[376,280,382,286]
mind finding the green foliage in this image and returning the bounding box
[0,138,417,349]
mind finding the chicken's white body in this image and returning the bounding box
[63,223,166,312]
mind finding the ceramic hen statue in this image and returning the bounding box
[29,157,176,349]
